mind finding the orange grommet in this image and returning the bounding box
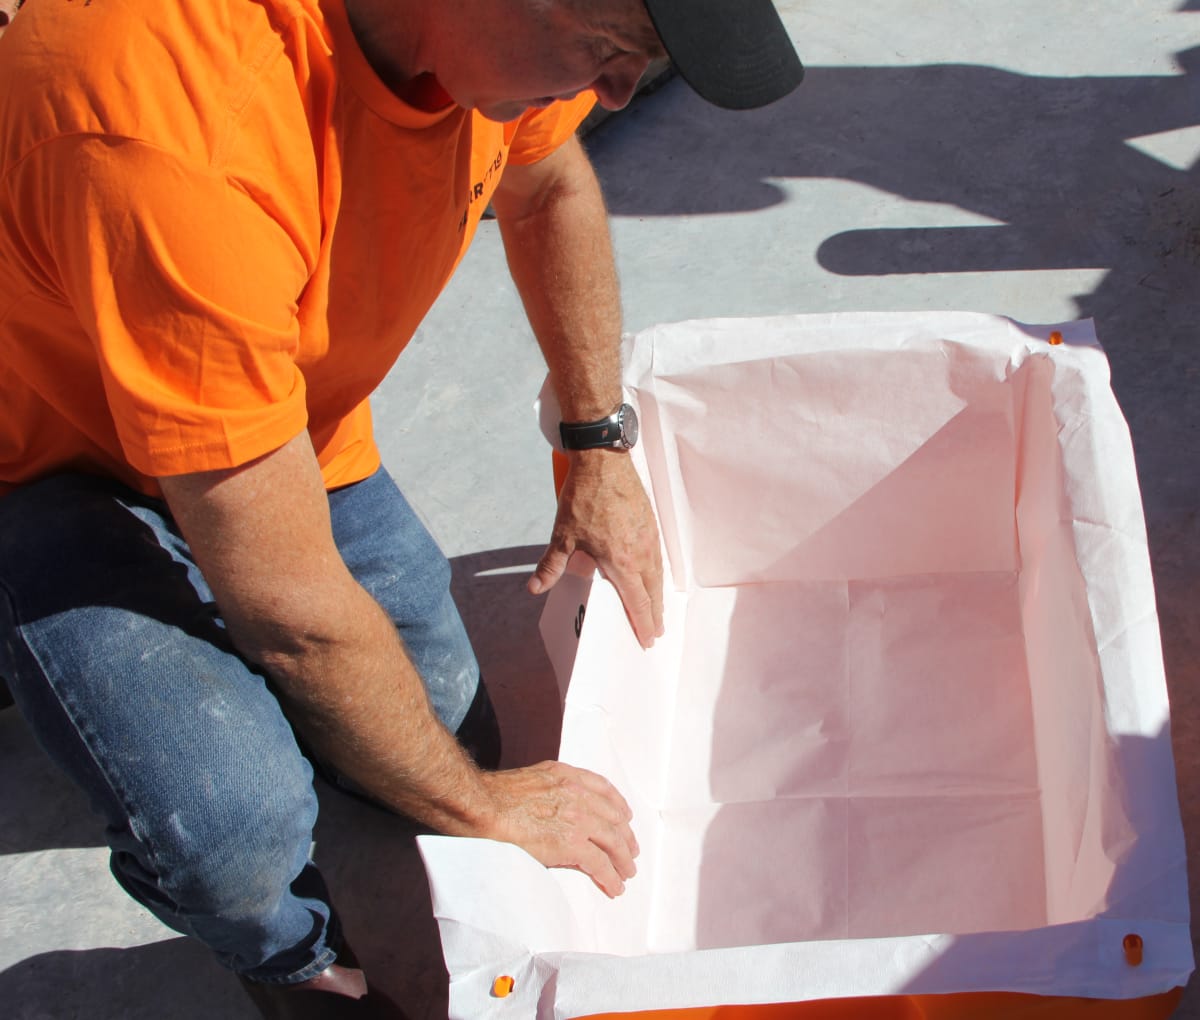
[1123,933,1144,966]
[492,975,515,998]
[1049,331,1064,345]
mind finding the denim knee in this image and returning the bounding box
[330,468,481,731]
[0,474,338,980]
[146,758,316,918]
[107,739,326,975]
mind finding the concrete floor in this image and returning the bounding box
[2,1,1199,1017]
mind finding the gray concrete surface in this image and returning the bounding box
[2,1,1199,1016]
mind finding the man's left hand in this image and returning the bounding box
[529,449,664,648]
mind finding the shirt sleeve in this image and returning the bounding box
[505,92,598,166]
[35,134,313,478]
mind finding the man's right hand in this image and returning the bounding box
[159,432,637,898]
[478,761,639,898]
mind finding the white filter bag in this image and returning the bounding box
[418,312,1192,1019]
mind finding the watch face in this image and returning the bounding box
[619,403,639,449]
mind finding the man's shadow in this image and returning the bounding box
[593,47,1199,269]
[590,46,1200,373]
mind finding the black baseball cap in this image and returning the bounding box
[642,0,804,110]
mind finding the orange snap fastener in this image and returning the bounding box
[1049,331,1064,346]
[492,975,515,998]
[1123,933,1144,966]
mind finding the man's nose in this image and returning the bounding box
[592,54,652,111]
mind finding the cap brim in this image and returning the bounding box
[643,0,804,110]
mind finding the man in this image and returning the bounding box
[0,0,802,1015]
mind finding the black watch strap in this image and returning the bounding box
[559,402,638,451]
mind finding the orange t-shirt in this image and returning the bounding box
[0,0,595,497]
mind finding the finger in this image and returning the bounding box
[582,795,640,863]
[577,791,639,875]
[551,765,639,859]
[648,551,665,639]
[528,537,573,596]
[610,572,657,649]
[576,842,626,898]
[570,774,640,862]
[591,821,639,882]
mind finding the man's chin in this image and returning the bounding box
[477,101,545,123]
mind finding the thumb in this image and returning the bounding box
[529,539,572,596]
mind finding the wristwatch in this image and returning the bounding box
[559,402,639,451]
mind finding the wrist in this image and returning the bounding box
[449,769,510,841]
[395,756,494,838]
[559,401,638,452]
[564,446,630,470]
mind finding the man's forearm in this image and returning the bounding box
[161,432,639,897]
[159,435,489,835]
[494,136,625,422]
[254,579,489,834]
[492,135,665,647]
[245,572,642,896]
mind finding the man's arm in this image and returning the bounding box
[158,432,638,896]
[491,134,664,648]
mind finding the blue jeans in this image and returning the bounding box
[0,467,483,984]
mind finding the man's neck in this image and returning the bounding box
[342,0,444,106]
